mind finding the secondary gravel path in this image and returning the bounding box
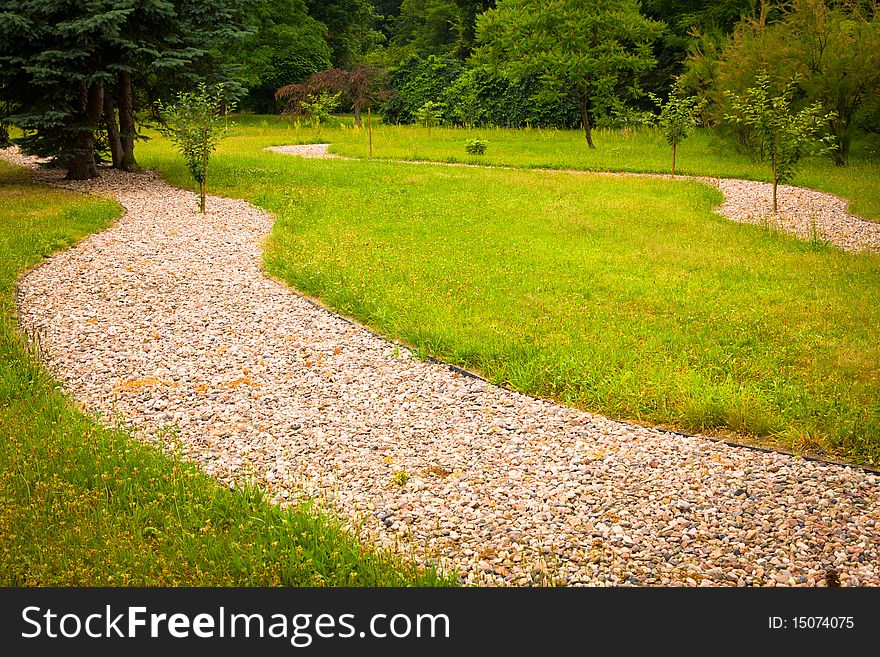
[6,146,879,587]
[268,143,880,253]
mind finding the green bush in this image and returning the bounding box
[381,55,462,124]
[380,57,581,129]
[464,138,488,155]
[443,66,582,129]
[300,91,342,127]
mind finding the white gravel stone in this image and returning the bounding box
[712,177,880,253]
[265,144,345,159]
[4,145,879,587]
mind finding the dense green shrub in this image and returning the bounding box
[464,138,487,154]
[442,67,496,127]
[381,55,463,124]
[380,57,581,129]
[299,91,342,127]
[442,66,581,129]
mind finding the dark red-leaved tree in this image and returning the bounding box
[277,65,389,156]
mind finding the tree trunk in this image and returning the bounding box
[578,98,595,149]
[671,142,676,176]
[66,83,104,180]
[368,106,373,160]
[117,70,139,172]
[66,149,97,180]
[829,108,855,166]
[353,104,362,128]
[104,94,123,169]
[833,128,851,167]
[200,177,206,213]
[772,145,778,214]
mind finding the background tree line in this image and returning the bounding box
[373,0,879,164]
[2,0,878,178]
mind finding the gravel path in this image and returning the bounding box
[5,146,879,587]
[268,143,880,253]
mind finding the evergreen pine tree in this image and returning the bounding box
[0,0,252,179]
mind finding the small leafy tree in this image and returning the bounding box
[275,86,341,128]
[416,100,444,135]
[725,74,835,212]
[649,85,706,176]
[156,84,234,213]
[299,91,342,127]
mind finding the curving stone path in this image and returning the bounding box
[5,146,879,587]
[267,143,880,253]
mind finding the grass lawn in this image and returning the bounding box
[239,114,880,222]
[137,120,880,467]
[0,159,448,586]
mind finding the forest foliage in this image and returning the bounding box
[1,0,878,177]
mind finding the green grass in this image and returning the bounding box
[236,115,880,221]
[0,159,449,586]
[137,120,880,467]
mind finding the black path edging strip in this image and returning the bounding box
[288,280,880,477]
[647,427,880,476]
